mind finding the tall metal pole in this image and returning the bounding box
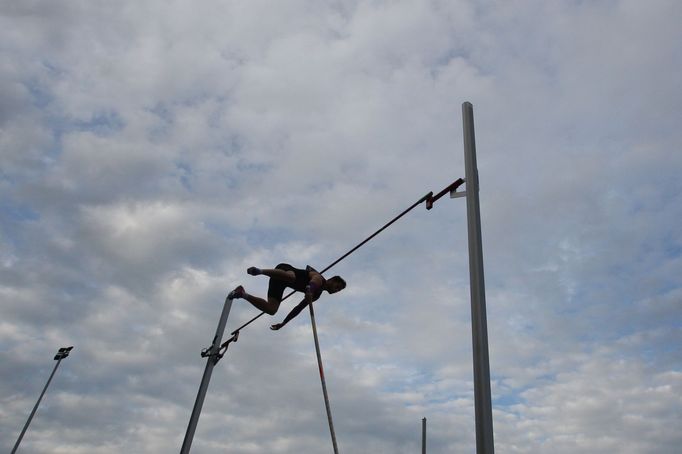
[422,417,427,454]
[181,295,233,454]
[309,303,340,454]
[12,347,72,454]
[462,101,495,453]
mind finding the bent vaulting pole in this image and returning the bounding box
[181,295,233,454]
[309,303,340,454]
[462,102,495,453]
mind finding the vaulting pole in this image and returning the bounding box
[462,101,495,453]
[181,295,233,454]
[309,303,340,454]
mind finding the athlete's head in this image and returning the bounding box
[326,276,346,294]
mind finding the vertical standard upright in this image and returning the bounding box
[181,295,233,454]
[422,417,427,454]
[12,346,73,454]
[462,102,495,453]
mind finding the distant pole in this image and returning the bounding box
[462,102,495,453]
[309,303,339,454]
[181,295,233,454]
[12,346,73,454]
[422,417,427,454]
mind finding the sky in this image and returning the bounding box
[1,0,681,453]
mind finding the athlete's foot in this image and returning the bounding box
[247,267,262,276]
[228,285,245,299]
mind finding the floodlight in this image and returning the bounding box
[53,346,74,361]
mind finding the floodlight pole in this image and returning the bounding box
[181,295,233,454]
[462,101,495,453]
[12,346,73,454]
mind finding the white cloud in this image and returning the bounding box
[2,1,681,453]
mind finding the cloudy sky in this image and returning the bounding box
[1,1,681,453]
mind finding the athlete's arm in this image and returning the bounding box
[270,292,318,330]
[306,266,325,296]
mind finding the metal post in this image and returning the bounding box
[422,417,427,454]
[181,295,233,454]
[462,102,495,453]
[12,347,72,454]
[309,303,339,454]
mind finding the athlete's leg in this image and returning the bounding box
[260,268,296,283]
[232,264,294,315]
[242,293,281,315]
[230,286,282,315]
[249,263,297,284]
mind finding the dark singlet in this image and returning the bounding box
[268,263,321,299]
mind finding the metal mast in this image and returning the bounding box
[181,295,234,454]
[12,346,73,454]
[462,101,495,453]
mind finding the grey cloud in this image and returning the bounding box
[2,1,682,453]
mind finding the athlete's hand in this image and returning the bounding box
[270,323,284,331]
[247,267,262,276]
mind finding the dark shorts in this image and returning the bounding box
[267,263,309,300]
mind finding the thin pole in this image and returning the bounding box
[422,417,427,454]
[12,359,62,453]
[309,303,339,454]
[181,295,233,454]
[462,101,494,453]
